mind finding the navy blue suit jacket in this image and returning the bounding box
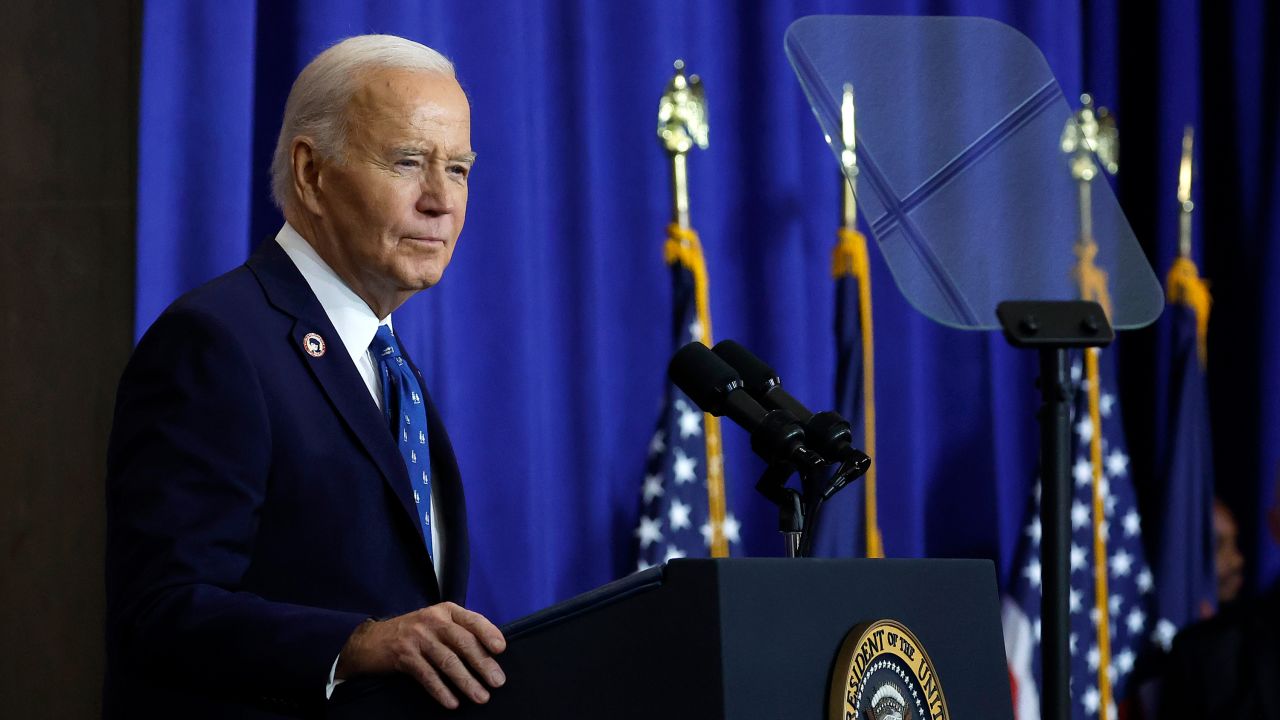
[105,239,469,717]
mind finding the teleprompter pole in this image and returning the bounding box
[1038,347,1072,720]
[997,300,1113,720]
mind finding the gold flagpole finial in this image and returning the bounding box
[1062,93,1120,184]
[1063,93,1119,320]
[840,83,858,228]
[657,59,709,228]
[1178,126,1195,258]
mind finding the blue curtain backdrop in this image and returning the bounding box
[135,0,1280,624]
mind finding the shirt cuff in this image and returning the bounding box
[325,654,344,699]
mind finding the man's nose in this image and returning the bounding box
[415,170,455,216]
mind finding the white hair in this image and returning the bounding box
[270,34,456,209]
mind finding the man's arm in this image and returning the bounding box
[108,306,507,707]
[106,307,367,697]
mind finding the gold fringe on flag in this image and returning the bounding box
[832,227,884,558]
[1074,237,1113,717]
[1073,239,1114,321]
[1084,345,1112,716]
[1166,256,1212,367]
[664,224,728,558]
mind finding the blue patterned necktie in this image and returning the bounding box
[369,325,433,559]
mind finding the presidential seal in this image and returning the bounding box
[828,619,949,720]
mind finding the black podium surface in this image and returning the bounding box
[329,558,1013,719]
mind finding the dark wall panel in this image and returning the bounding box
[0,1,138,716]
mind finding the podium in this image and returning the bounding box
[329,559,1014,718]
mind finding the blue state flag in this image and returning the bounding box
[813,227,883,558]
[1149,256,1216,634]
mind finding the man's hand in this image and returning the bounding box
[336,602,507,709]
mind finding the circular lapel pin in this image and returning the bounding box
[302,332,326,357]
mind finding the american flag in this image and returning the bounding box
[634,227,738,570]
[1002,347,1162,720]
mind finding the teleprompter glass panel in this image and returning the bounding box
[786,16,1161,330]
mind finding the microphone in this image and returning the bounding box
[667,342,823,470]
[712,340,871,494]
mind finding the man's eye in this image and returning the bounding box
[448,164,470,178]
[395,158,421,169]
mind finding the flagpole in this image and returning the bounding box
[658,60,703,230]
[671,153,691,228]
[835,84,883,559]
[1169,125,1210,367]
[1064,93,1120,720]
[1177,127,1195,259]
[657,60,728,558]
[840,84,857,230]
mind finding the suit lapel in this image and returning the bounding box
[246,240,434,576]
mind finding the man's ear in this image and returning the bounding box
[291,137,324,216]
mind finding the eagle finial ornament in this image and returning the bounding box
[657,59,709,155]
[1061,93,1119,182]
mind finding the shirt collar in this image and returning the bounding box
[275,222,390,364]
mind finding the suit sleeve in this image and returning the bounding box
[106,306,367,699]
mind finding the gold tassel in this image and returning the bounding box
[1166,256,1212,367]
[664,224,728,557]
[833,228,883,558]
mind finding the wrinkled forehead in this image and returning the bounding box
[345,67,470,143]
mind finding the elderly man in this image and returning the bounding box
[106,35,504,717]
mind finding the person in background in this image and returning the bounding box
[1205,497,1245,615]
[1158,476,1280,718]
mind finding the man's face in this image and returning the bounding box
[312,67,473,313]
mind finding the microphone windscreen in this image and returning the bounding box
[668,342,741,415]
[712,339,778,390]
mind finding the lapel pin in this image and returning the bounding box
[302,332,326,358]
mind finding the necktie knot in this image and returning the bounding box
[370,325,403,364]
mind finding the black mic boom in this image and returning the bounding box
[712,340,871,484]
[667,343,823,470]
[712,339,813,421]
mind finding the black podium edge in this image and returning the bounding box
[500,564,666,641]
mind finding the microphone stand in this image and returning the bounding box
[755,462,804,557]
[799,457,868,557]
[755,456,869,557]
